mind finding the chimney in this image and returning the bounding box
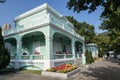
[2,24,11,35]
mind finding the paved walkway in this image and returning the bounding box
[0,58,120,80]
[69,58,120,80]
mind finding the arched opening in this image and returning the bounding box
[4,38,17,59]
[53,32,72,59]
[21,31,45,59]
[75,41,83,58]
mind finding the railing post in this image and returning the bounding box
[64,54,66,59]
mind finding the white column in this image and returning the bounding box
[82,42,85,54]
[45,37,53,59]
[15,37,22,69]
[71,39,76,59]
[44,36,54,70]
[16,39,22,60]
[82,42,86,65]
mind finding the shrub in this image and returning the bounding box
[85,50,94,64]
[0,28,10,70]
[98,49,104,58]
[46,68,55,72]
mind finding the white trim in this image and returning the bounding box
[52,58,74,62]
[11,58,74,63]
[14,3,48,21]
[11,60,44,62]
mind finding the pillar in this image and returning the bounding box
[44,36,54,70]
[16,37,22,60]
[45,36,53,59]
[71,39,76,59]
[82,42,85,54]
[82,42,86,65]
[15,36,22,69]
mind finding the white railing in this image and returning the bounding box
[3,14,84,40]
[11,55,16,59]
[32,55,44,60]
[3,16,48,36]
[50,15,84,40]
[21,55,44,60]
[54,54,73,59]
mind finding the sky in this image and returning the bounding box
[0,0,104,34]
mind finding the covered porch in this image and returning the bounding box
[5,32,84,61]
[53,32,84,59]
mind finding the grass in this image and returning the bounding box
[19,70,41,74]
[95,57,104,61]
[0,68,41,75]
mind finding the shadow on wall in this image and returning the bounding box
[81,66,120,80]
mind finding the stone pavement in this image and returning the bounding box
[0,58,120,80]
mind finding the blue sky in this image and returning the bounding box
[0,0,104,33]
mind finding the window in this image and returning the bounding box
[53,42,61,53]
[33,41,40,54]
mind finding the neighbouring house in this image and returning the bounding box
[2,3,85,70]
[85,43,99,57]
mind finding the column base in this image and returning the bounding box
[15,61,20,69]
[44,60,54,70]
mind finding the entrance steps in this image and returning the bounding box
[74,57,83,67]
[74,57,87,72]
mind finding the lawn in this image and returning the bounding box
[19,70,41,74]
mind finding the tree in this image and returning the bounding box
[66,16,96,43]
[0,27,10,70]
[67,0,120,57]
[67,0,120,18]
[94,32,110,53]
[109,29,120,58]
[99,9,120,57]
[0,0,6,3]
[85,49,94,64]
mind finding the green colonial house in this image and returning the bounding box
[86,43,99,58]
[2,3,85,70]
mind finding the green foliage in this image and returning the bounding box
[98,8,120,54]
[67,0,120,17]
[19,70,41,74]
[85,50,94,64]
[0,0,6,3]
[109,29,120,55]
[100,8,120,30]
[0,27,10,70]
[67,0,120,56]
[98,49,104,58]
[100,9,120,55]
[94,32,110,53]
[66,16,96,43]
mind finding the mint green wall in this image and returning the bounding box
[19,62,44,70]
[16,10,47,29]
[86,45,98,57]
[54,60,74,66]
[4,38,17,55]
[22,38,33,55]
[22,32,46,56]
[48,12,74,33]
[3,3,86,70]
[53,33,71,53]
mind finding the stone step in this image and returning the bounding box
[74,57,83,67]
